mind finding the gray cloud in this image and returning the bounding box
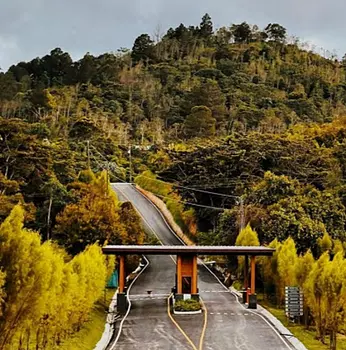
[0,0,345,70]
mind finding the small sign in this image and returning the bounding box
[285,286,303,317]
[183,294,191,300]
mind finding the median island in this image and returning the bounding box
[173,299,202,315]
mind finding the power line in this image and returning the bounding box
[151,192,226,211]
[90,153,126,183]
[137,174,242,200]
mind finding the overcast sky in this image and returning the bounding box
[1,0,345,71]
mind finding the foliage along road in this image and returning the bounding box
[111,183,294,350]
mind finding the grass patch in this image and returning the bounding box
[260,298,346,350]
[56,288,115,350]
[174,299,201,312]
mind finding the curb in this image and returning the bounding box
[94,290,119,350]
[173,309,202,315]
[94,257,149,350]
[229,287,307,350]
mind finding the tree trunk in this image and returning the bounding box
[330,329,337,350]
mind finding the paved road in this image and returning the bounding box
[112,183,293,350]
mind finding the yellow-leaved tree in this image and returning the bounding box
[319,252,346,350]
[0,269,5,317]
[277,237,298,305]
[296,250,315,328]
[0,205,112,350]
[304,252,330,343]
[260,238,282,303]
[54,170,128,254]
[235,224,260,281]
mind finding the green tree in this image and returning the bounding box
[188,79,226,122]
[230,22,253,43]
[248,172,300,206]
[119,202,145,245]
[199,13,213,39]
[132,34,154,64]
[264,23,287,42]
[184,106,216,138]
[317,232,333,255]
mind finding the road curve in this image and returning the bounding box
[111,183,293,350]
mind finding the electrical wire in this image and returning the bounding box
[151,192,226,211]
[90,152,126,183]
[137,174,242,200]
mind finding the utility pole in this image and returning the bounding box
[87,140,90,169]
[128,145,132,183]
[106,161,110,196]
[239,197,245,232]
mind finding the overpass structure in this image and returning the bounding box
[103,245,274,310]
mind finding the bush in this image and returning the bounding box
[174,299,201,312]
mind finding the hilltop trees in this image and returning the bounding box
[230,22,253,43]
[132,34,154,64]
[0,14,343,141]
[264,23,287,42]
[199,13,214,39]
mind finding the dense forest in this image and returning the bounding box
[1,13,346,349]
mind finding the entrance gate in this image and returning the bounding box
[102,245,274,313]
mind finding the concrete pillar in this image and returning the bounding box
[177,255,182,294]
[117,293,127,314]
[191,255,198,294]
[119,255,125,293]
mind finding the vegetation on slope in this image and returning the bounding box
[1,13,346,349]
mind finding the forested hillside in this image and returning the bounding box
[1,14,346,349]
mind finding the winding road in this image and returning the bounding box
[111,183,294,350]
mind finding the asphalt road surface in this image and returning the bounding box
[111,183,293,350]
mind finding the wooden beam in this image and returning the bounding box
[250,255,256,295]
[191,255,198,294]
[119,255,125,293]
[177,255,182,294]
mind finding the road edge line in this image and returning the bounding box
[108,254,150,349]
[198,297,208,350]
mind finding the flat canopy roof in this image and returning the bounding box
[102,245,274,256]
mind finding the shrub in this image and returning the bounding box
[174,299,201,312]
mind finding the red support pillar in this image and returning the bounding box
[250,255,256,295]
[191,255,198,294]
[177,255,182,294]
[119,255,125,293]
